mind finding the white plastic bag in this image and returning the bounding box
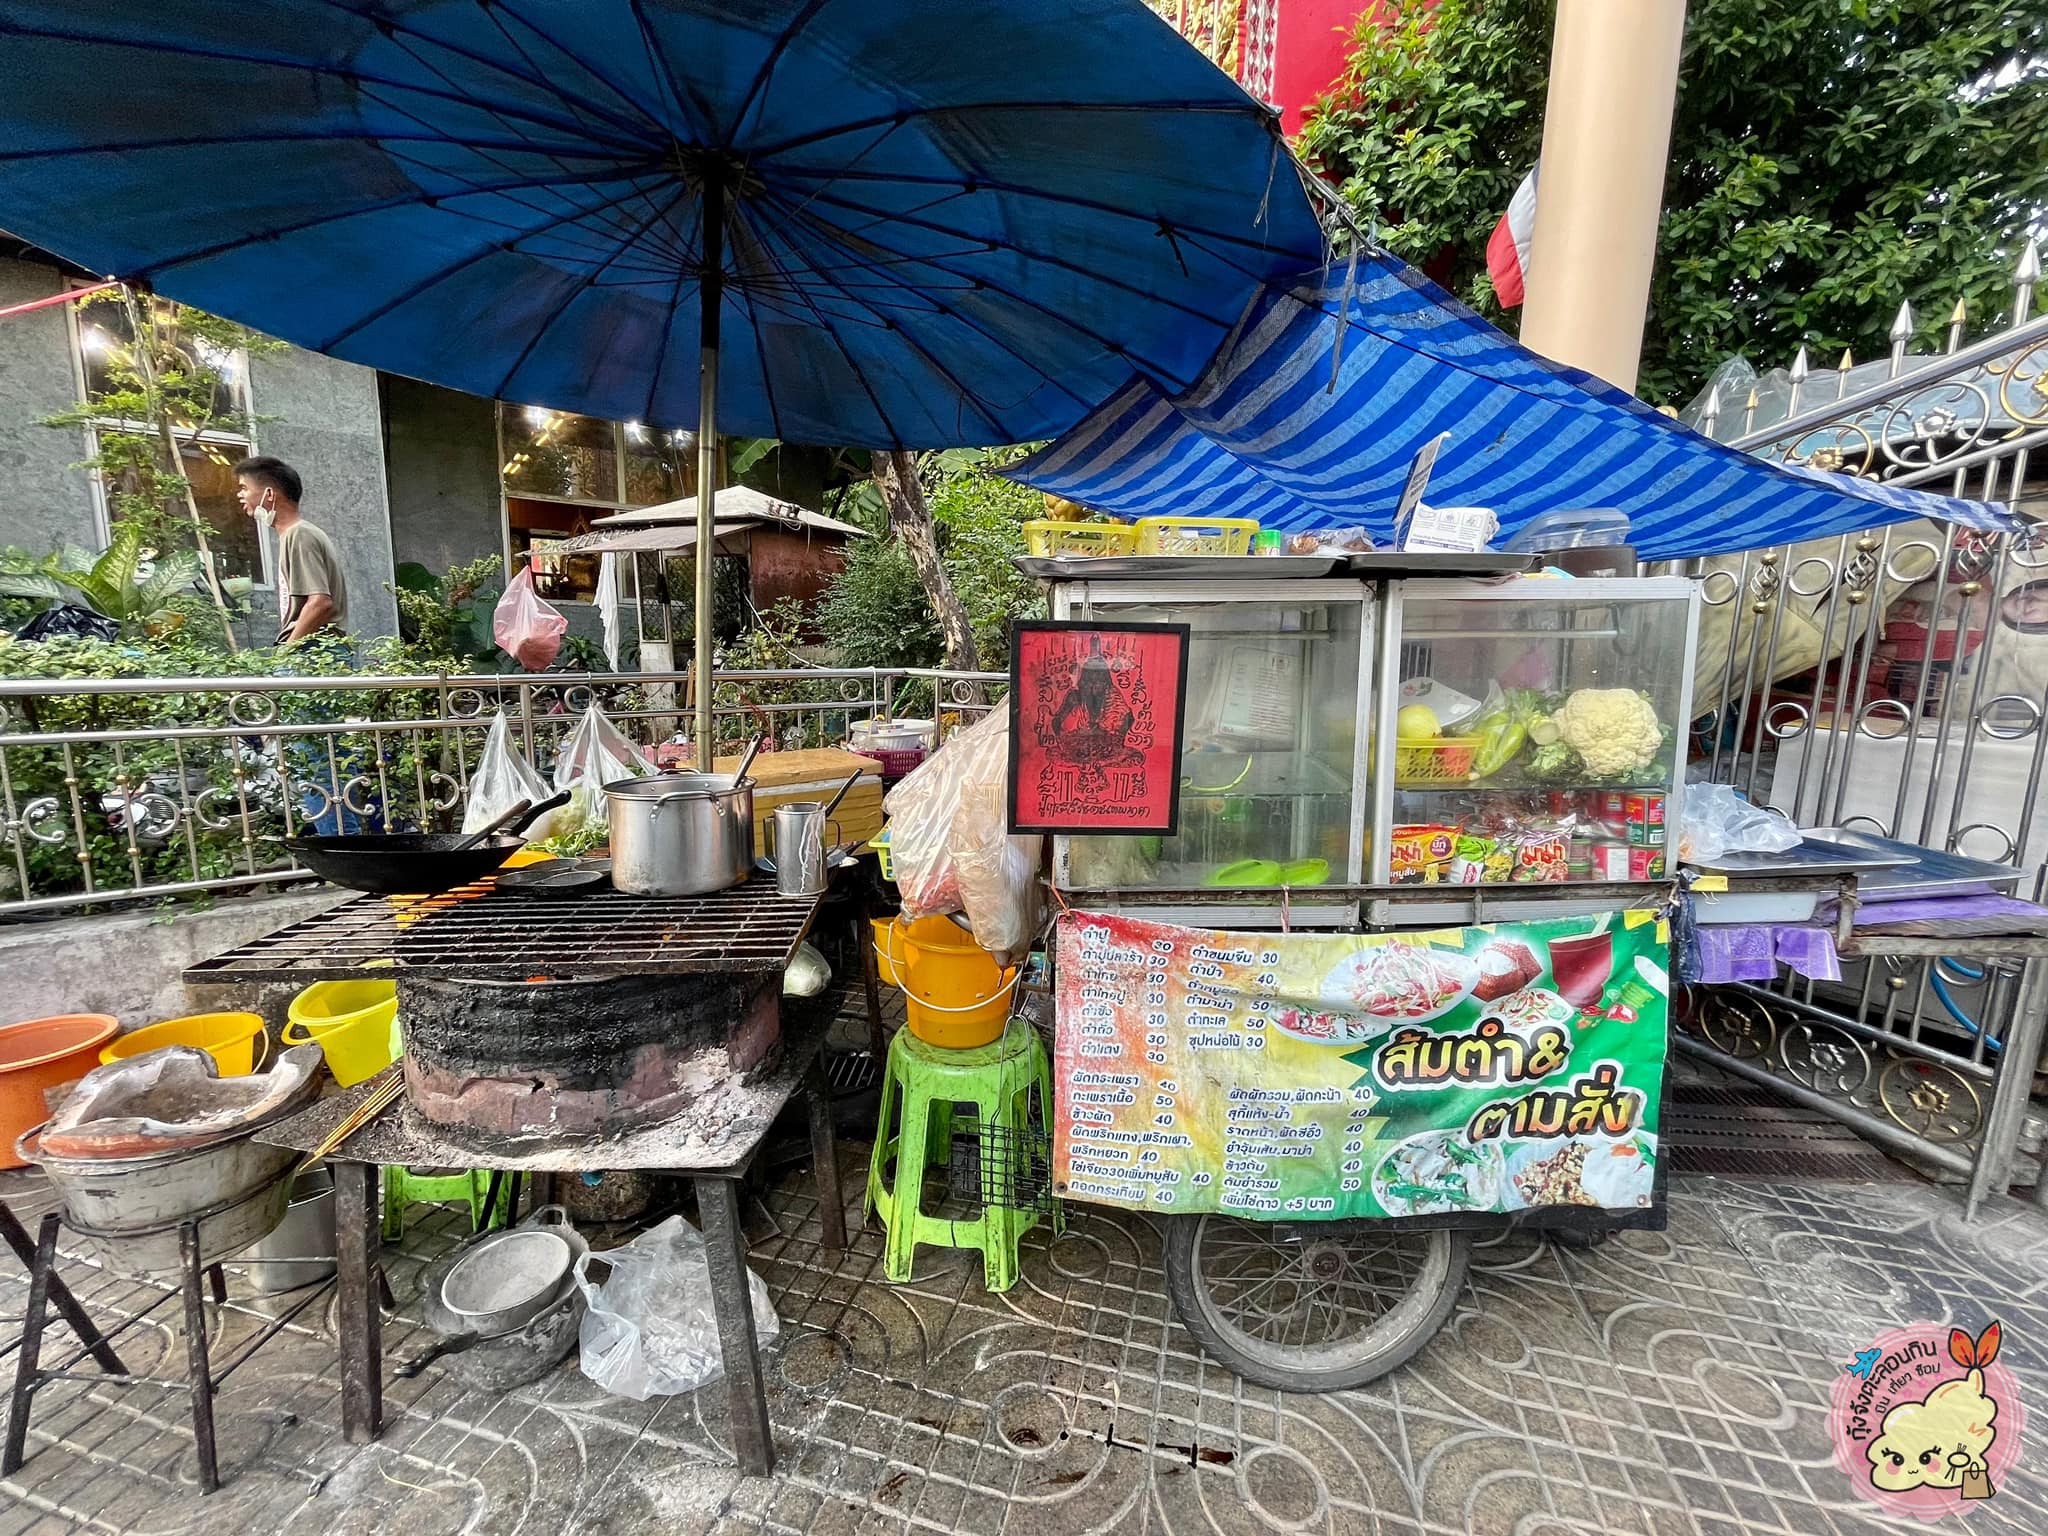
[1678,782,1803,864]
[881,712,1042,962]
[461,710,550,834]
[574,1215,779,1401]
[494,564,569,672]
[536,704,654,840]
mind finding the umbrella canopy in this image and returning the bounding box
[0,0,1322,446]
[0,0,1325,752]
[1005,258,2016,560]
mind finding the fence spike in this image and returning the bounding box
[1947,297,1968,354]
[1743,386,1759,433]
[1699,384,1723,435]
[1889,301,1914,377]
[2017,240,2041,326]
[1786,344,1809,413]
[1836,349,1854,399]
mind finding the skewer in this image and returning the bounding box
[295,1064,404,1174]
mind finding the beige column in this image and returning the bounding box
[1519,0,1688,395]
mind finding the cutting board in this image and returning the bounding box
[712,747,886,846]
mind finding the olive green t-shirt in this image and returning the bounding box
[276,521,348,643]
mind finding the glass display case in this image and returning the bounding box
[1370,576,1700,909]
[1050,579,1374,926]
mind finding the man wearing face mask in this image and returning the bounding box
[233,456,348,645]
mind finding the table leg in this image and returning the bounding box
[1,1213,57,1478]
[694,1176,774,1477]
[0,1200,123,1375]
[178,1224,220,1495]
[333,1161,383,1444]
[806,1061,847,1251]
[859,885,887,1061]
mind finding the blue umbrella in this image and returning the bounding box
[0,0,1324,749]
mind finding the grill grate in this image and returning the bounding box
[183,877,822,982]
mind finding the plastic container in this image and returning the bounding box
[101,1011,268,1076]
[1503,508,1631,551]
[1023,520,1139,558]
[284,980,400,1087]
[895,917,1017,1049]
[0,1014,120,1171]
[1394,736,1482,785]
[871,916,902,986]
[870,827,895,881]
[1134,516,1259,557]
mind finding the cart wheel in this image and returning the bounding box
[1163,1215,1470,1393]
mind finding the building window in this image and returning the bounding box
[498,405,692,603]
[70,293,265,584]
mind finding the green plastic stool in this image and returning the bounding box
[864,1025,1059,1292]
[380,1167,514,1241]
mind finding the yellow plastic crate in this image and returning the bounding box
[1134,516,1260,556]
[1394,736,1482,784]
[1023,520,1139,558]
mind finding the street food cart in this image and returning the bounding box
[1026,552,1704,1389]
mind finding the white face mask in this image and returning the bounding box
[252,502,277,529]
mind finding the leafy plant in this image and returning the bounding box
[1298,0,2048,404]
[0,522,204,632]
[390,554,502,666]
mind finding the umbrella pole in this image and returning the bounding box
[694,181,724,769]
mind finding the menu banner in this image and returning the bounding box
[1053,910,1670,1220]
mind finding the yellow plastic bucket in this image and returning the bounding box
[101,1011,268,1076]
[898,918,1016,1049]
[871,916,902,986]
[284,980,400,1087]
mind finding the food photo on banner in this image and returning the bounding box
[1052,910,1671,1222]
[1008,621,1190,836]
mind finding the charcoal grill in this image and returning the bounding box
[183,876,821,982]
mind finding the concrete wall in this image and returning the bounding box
[0,256,101,557]
[0,887,350,1036]
[381,374,503,579]
[251,346,400,640]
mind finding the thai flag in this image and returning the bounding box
[1486,165,1539,308]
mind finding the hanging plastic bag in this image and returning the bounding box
[533,704,653,841]
[462,710,551,834]
[494,564,569,672]
[1677,781,1804,864]
[574,1215,779,1401]
[882,711,1042,957]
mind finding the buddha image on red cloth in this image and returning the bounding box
[1009,621,1188,834]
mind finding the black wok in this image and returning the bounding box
[284,790,570,894]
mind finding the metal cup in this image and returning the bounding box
[765,801,840,896]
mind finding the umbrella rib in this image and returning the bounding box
[721,0,839,150]
[0,14,647,154]
[780,184,1237,366]
[722,200,901,443]
[721,210,790,441]
[310,0,658,146]
[484,0,687,140]
[757,189,1091,413]
[749,99,1277,161]
[313,175,676,353]
[0,129,627,166]
[489,182,694,402]
[120,168,658,282]
[624,0,730,147]
[776,165,1310,259]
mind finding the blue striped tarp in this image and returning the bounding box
[1006,258,2016,560]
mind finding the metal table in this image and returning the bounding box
[259,1014,843,1478]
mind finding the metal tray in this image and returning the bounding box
[1341,551,1536,578]
[1686,836,1917,877]
[1805,826,2025,901]
[1014,554,1340,580]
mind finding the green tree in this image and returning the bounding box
[1298,0,2048,404]
[42,288,285,647]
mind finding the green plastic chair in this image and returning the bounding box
[380,1166,514,1241]
[863,1024,1058,1292]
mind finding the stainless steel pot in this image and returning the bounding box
[244,1166,337,1294]
[604,773,754,896]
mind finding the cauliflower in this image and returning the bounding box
[1551,689,1661,777]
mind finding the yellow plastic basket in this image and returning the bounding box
[1395,736,1482,784]
[1134,516,1260,556]
[1023,520,1139,558]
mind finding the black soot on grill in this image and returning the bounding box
[398,973,781,1138]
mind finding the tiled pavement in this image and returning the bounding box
[6,1131,2048,1533]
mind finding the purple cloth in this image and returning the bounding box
[1693,924,1841,984]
